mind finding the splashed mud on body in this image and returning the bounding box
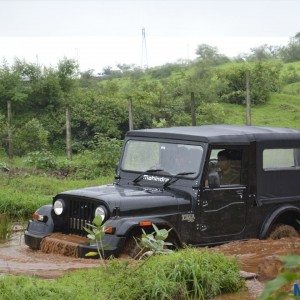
[40,233,89,258]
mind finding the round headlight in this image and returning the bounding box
[53,199,65,215]
[95,206,106,222]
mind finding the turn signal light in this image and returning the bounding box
[139,220,152,227]
[104,226,115,234]
[32,212,44,222]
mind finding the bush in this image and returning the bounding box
[196,102,225,124]
[25,150,57,170]
[14,118,49,156]
[217,61,282,105]
[281,65,300,84]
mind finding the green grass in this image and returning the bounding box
[221,92,300,129]
[282,82,300,96]
[0,173,112,219]
[0,249,244,300]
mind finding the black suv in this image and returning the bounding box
[25,125,300,257]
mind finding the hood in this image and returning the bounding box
[59,184,191,216]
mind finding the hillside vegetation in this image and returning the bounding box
[0,40,300,173]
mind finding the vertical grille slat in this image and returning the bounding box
[67,198,95,235]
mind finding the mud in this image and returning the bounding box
[40,233,89,258]
[213,238,300,280]
[0,232,98,278]
[0,232,299,299]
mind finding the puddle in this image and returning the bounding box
[0,229,99,278]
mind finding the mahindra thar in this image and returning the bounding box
[25,125,300,257]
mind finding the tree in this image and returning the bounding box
[195,44,229,65]
[57,58,79,160]
[280,33,300,62]
[248,44,280,61]
[0,61,28,158]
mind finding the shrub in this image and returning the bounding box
[0,213,12,241]
[14,118,49,156]
[25,150,57,170]
[196,102,225,124]
[281,65,300,84]
[217,61,282,105]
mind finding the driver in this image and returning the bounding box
[217,150,240,185]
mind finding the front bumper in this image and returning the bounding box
[24,229,126,258]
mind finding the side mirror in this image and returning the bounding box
[114,163,121,180]
[208,171,220,189]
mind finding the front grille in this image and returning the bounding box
[68,199,96,235]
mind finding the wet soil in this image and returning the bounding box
[213,237,300,299]
[0,231,299,299]
[0,231,99,279]
[213,238,300,280]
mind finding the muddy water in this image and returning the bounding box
[0,231,99,278]
[213,238,300,280]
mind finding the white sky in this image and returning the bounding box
[0,0,299,73]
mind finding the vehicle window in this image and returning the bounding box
[121,140,203,176]
[263,148,300,170]
[206,148,242,186]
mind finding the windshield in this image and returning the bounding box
[121,140,203,177]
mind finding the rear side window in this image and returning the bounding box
[263,148,300,170]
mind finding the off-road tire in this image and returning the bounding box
[268,224,299,240]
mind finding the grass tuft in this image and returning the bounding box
[0,249,244,299]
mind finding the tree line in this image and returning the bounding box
[0,32,299,159]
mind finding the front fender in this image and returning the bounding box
[259,205,300,239]
[105,216,181,243]
[26,204,54,236]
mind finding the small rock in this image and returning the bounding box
[239,270,258,280]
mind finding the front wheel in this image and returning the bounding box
[268,224,299,239]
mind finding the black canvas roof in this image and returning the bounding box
[126,125,300,144]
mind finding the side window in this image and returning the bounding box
[263,148,300,170]
[206,148,243,186]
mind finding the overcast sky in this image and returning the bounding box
[0,0,299,73]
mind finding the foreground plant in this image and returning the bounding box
[83,215,108,266]
[0,213,12,241]
[260,254,300,300]
[134,224,173,260]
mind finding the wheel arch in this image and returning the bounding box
[259,205,300,239]
[115,218,182,248]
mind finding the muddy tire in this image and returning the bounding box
[268,224,299,239]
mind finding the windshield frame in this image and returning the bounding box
[119,137,206,180]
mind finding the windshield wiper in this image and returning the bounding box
[163,171,195,189]
[133,169,164,184]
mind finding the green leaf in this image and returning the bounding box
[83,226,94,236]
[87,234,95,240]
[93,215,103,227]
[280,255,300,269]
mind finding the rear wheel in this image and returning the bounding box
[268,224,299,239]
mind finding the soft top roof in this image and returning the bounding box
[126,125,300,144]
